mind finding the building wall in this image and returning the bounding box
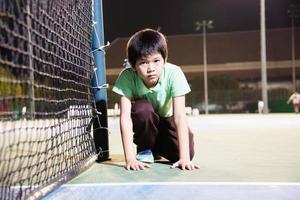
[105,28,300,85]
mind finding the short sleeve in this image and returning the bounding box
[170,67,191,97]
[112,69,134,98]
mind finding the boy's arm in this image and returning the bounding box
[171,95,198,170]
[119,95,150,170]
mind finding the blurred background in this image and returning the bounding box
[103,0,300,114]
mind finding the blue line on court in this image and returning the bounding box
[43,182,300,200]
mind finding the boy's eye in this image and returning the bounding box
[137,61,148,67]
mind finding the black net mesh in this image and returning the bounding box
[0,0,98,199]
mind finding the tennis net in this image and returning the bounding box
[0,0,99,199]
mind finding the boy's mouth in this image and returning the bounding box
[148,74,157,79]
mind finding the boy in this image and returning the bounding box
[112,28,197,170]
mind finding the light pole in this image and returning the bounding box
[287,4,300,91]
[195,20,213,115]
[260,0,269,113]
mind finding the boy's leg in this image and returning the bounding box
[155,116,195,162]
[131,99,160,150]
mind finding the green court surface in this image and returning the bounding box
[44,114,300,200]
[70,114,300,183]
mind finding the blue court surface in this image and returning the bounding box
[43,114,300,200]
[44,182,300,200]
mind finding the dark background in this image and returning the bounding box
[103,0,300,42]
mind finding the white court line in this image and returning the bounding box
[61,182,300,187]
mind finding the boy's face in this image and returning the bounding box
[134,52,165,88]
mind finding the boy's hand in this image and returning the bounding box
[126,159,150,171]
[171,159,199,170]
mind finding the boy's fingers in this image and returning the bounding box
[144,163,151,168]
[171,161,200,170]
[171,162,179,169]
[126,162,151,170]
[186,164,192,170]
[191,163,195,170]
[139,165,145,170]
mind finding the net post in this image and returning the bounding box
[92,0,110,161]
[26,1,35,120]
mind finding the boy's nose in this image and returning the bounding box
[147,63,155,72]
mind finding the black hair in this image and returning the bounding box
[126,28,168,67]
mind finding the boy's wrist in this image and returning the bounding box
[179,153,190,161]
[125,154,136,163]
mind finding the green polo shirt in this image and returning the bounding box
[112,62,191,117]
